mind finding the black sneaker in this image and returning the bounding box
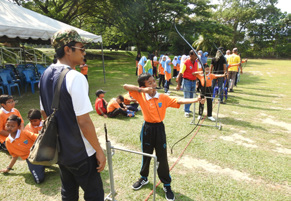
[132,177,149,190]
[163,186,175,201]
[0,143,7,151]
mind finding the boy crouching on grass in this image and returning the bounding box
[24,109,43,134]
[0,95,24,151]
[0,115,45,184]
[123,73,205,201]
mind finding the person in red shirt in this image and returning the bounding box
[94,89,108,118]
[123,73,205,200]
[176,50,201,117]
[24,109,43,134]
[195,65,227,121]
[0,115,45,183]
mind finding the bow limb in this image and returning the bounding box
[174,22,206,102]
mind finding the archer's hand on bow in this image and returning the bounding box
[198,96,205,104]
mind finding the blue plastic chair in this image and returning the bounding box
[0,72,21,96]
[36,64,46,70]
[37,68,45,76]
[3,69,21,87]
[22,70,39,94]
[0,85,4,94]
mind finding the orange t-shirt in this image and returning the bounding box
[196,74,216,87]
[0,108,24,143]
[153,61,159,68]
[80,64,88,75]
[107,99,121,113]
[129,91,180,123]
[165,71,171,81]
[5,129,38,160]
[24,121,43,134]
[176,63,180,72]
[123,93,135,105]
[158,63,164,75]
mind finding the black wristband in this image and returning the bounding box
[7,167,13,171]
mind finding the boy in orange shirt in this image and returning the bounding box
[0,95,24,150]
[0,115,45,183]
[123,73,204,201]
[195,65,226,121]
[24,109,43,134]
[107,95,134,118]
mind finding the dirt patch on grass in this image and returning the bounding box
[269,140,291,155]
[170,156,291,191]
[262,118,291,133]
[171,156,252,181]
[219,133,258,148]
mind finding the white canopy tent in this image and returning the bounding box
[0,0,106,82]
[0,0,102,43]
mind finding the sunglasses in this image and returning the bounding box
[71,46,86,53]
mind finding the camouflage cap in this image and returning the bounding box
[51,29,91,50]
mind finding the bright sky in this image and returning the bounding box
[210,0,291,14]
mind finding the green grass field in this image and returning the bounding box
[0,50,290,201]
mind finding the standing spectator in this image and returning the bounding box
[136,53,141,76]
[211,47,227,103]
[152,56,159,79]
[172,56,178,78]
[176,50,200,117]
[39,29,106,201]
[80,58,88,80]
[227,48,241,92]
[95,89,108,118]
[158,55,165,89]
[202,52,209,65]
[164,57,172,94]
[138,56,147,76]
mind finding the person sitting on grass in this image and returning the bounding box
[195,65,227,122]
[95,89,108,118]
[123,73,205,201]
[24,109,43,134]
[123,92,139,112]
[107,95,134,118]
[0,95,24,151]
[0,115,45,184]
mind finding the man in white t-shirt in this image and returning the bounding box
[39,29,106,201]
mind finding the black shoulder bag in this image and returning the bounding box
[28,68,69,166]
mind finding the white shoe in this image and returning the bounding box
[165,92,170,95]
[185,112,190,118]
[208,116,216,121]
[197,115,202,120]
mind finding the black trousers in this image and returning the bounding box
[107,108,127,118]
[199,86,213,117]
[59,154,104,201]
[158,74,165,88]
[140,121,171,185]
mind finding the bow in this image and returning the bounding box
[170,22,206,153]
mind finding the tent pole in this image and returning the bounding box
[101,39,106,84]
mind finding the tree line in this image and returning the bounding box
[12,0,290,58]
